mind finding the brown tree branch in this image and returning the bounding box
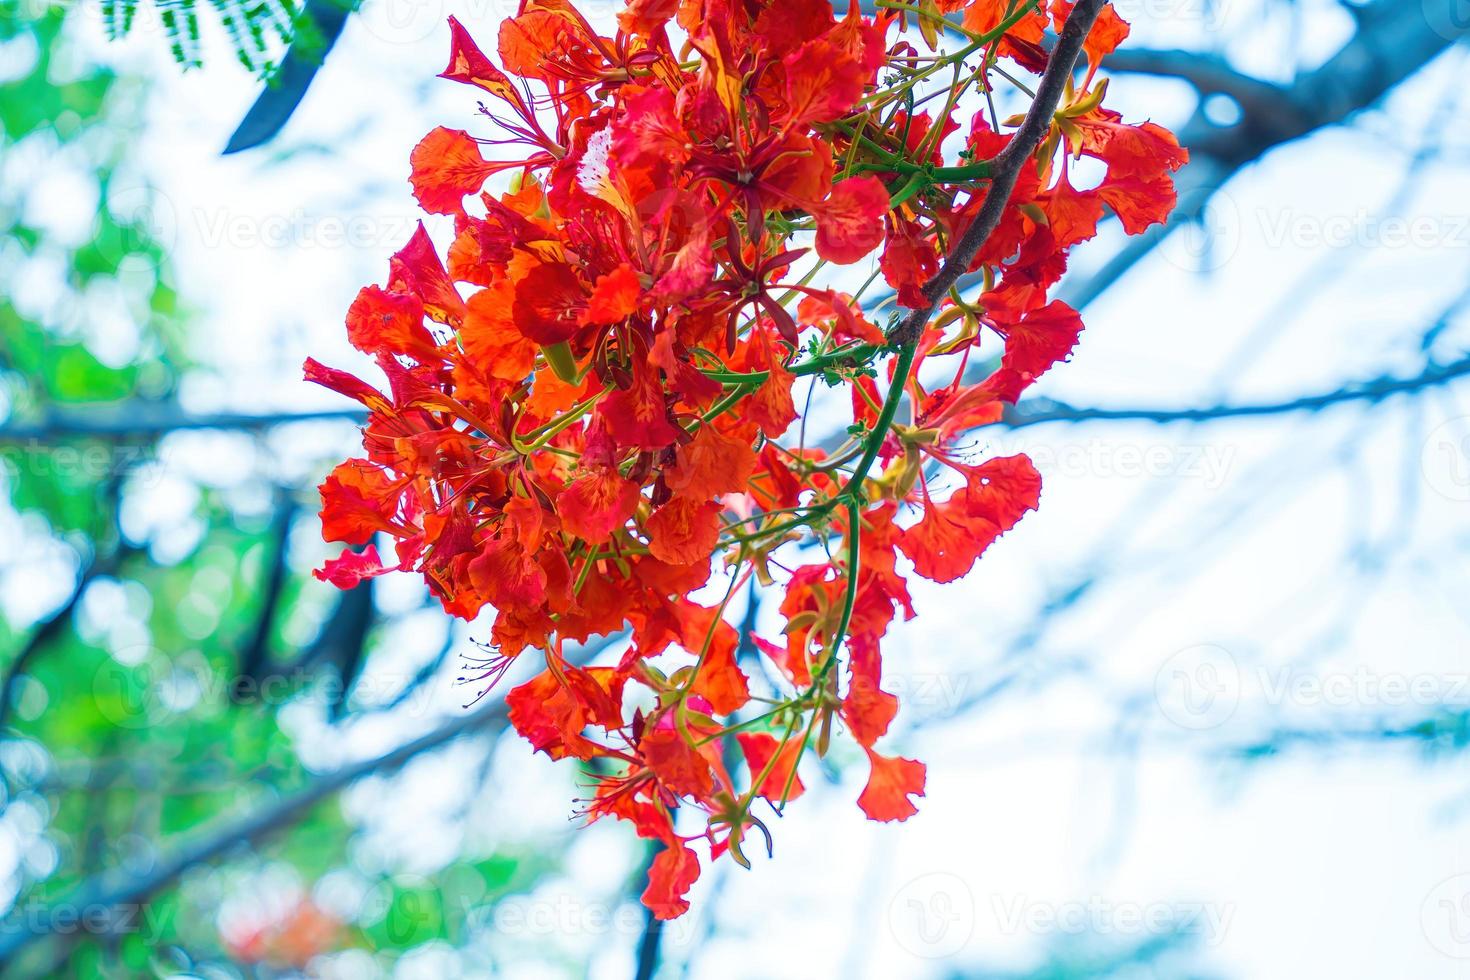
[862,0,1470,314]
[889,0,1107,348]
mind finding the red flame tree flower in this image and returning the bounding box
[307,0,1183,919]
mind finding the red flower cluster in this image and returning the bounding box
[307,0,1183,918]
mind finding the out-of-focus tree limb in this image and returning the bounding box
[0,700,511,968]
[1061,0,1469,310]
[9,349,1466,447]
[1004,351,1470,428]
[0,630,624,967]
[222,0,352,153]
[0,482,136,745]
[1101,48,1308,134]
[859,0,1470,312]
[0,407,365,441]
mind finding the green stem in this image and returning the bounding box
[808,341,921,685]
[699,343,882,386]
[516,386,608,453]
[839,342,918,500]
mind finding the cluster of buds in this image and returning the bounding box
[308,0,1184,917]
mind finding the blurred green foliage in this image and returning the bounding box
[0,9,574,978]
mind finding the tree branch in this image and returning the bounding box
[0,701,510,966]
[0,407,365,442]
[1098,48,1307,136]
[889,0,1107,348]
[1002,352,1470,428]
[0,630,626,966]
[864,0,1470,314]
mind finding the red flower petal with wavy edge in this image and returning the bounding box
[855,503,916,625]
[649,329,723,407]
[617,0,678,36]
[814,177,889,264]
[646,497,721,566]
[599,368,681,451]
[469,534,547,610]
[1073,109,1190,179]
[512,260,587,345]
[679,601,750,715]
[753,0,836,56]
[389,222,466,327]
[782,37,864,126]
[796,290,884,344]
[502,494,548,550]
[654,227,715,301]
[857,746,926,822]
[345,285,436,360]
[409,127,499,215]
[642,840,701,921]
[319,460,402,545]
[558,467,641,543]
[582,263,642,326]
[303,358,390,413]
[641,726,715,798]
[1051,0,1131,66]
[507,669,603,761]
[882,216,941,309]
[497,7,572,82]
[982,300,1085,403]
[842,634,897,747]
[752,631,811,687]
[1040,172,1105,250]
[1097,170,1179,235]
[740,333,796,438]
[314,545,390,589]
[962,0,1048,66]
[462,282,538,381]
[898,454,1042,583]
[611,85,685,169]
[666,425,756,502]
[692,637,750,715]
[439,15,528,112]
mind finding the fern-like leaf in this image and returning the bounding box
[92,0,357,78]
